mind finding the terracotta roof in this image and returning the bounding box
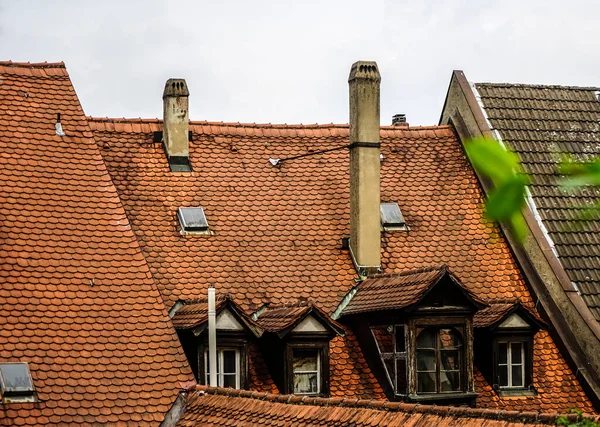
[89,117,594,411]
[474,300,547,328]
[255,302,345,335]
[173,385,597,426]
[171,295,228,329]
[172,295,263,337]
[475,83,600,321]
[340,265,486,316]
[0,61,193,425]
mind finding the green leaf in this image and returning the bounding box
[485,175,528,221]
[465,137,523,183]
[508,211,528,243]
[559,156,600,187]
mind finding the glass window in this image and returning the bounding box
[498,341,525,388]
[177,207,209,232]
[416,328,463,394]
[0,363,34,394]
[292,349,320,395]
[204,348,240,388]
[371,325,406,395]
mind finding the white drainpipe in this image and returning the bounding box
[208,285,217,387]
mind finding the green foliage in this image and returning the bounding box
[559,155,600,187]
[464,137,529,241]
[556,409,600,426]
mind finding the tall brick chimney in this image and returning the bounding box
[163,78,190,170]
[348,61,381,276]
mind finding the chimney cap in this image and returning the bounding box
[348,61,381,83]
[163,78,189,98]
[392,114,407,125]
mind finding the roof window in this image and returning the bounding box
[177,207,210,233]
[380,203,408,230]
[0,363,35,402]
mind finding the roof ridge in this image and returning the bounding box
[476,82,600,91]
[367,264,446,280]
[86,116,451,131]
[190,385,595,424]
[0,60,66,68]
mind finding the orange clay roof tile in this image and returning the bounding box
[175,385,600,426]
[0,62,194,425]
[89,115,594,413]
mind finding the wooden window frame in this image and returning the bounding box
[284,341,330,396]
[197,336,249,389]
[415,327,464,394]
[370,324,406,396]
[203,347,241,388]
[406,316,477,403]
[492,333,534,395]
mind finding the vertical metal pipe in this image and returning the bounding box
[208,284,217,387]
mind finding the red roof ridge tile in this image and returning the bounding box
[87,116,453,132]
[0,60,66,68]
[367,264,447,279]
[189,385,597,423]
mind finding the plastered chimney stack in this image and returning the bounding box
[163,78,190,161]
[348,61,381,276]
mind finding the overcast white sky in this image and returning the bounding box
[1,0,598,126]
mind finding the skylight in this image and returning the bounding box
[380,203,407,230]
[177,207,209,233]
[0,363,35,402]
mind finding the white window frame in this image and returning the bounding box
[292,349,321,395]
[498,341,525,388]
[204,348,241,388]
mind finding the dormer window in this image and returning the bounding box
[416,327,463,393]
[0,363,35,402]
[380,203,407,230]
[255,303,345,397]
[473,301,546,397]
[338,265,485,404]
[177,207,210,234]
[170,295,263,387]
[292,348,321,394]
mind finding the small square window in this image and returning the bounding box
[0,363,35,402]
[497,341,525,388]
[177,207,209,233]
[292,349,320,395]
[380,203,407,230]
[204,348,241,388]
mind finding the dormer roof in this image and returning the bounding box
[255,302,345,338]
[171,295,263,338]
[340,265,487,317]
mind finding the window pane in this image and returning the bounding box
[498,364,508,387]
[416,329,436,349]
[498,343,508,364]
[439,329,461,349]
[372,327,394,353]
[511,365,524,387]
[511,343,523,364]
[395,325,405,352]
[440,350,460,371]
[418,372,436,393]
[416,350,436,372]
[223,350,237,374]
[293,349,318,372]
[440,371,460,392]
[294,372,318,394]
[383,359,395,389]
[0,364,33,392]
[223,374,237,388]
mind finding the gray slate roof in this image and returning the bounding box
[475,83,600,320]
